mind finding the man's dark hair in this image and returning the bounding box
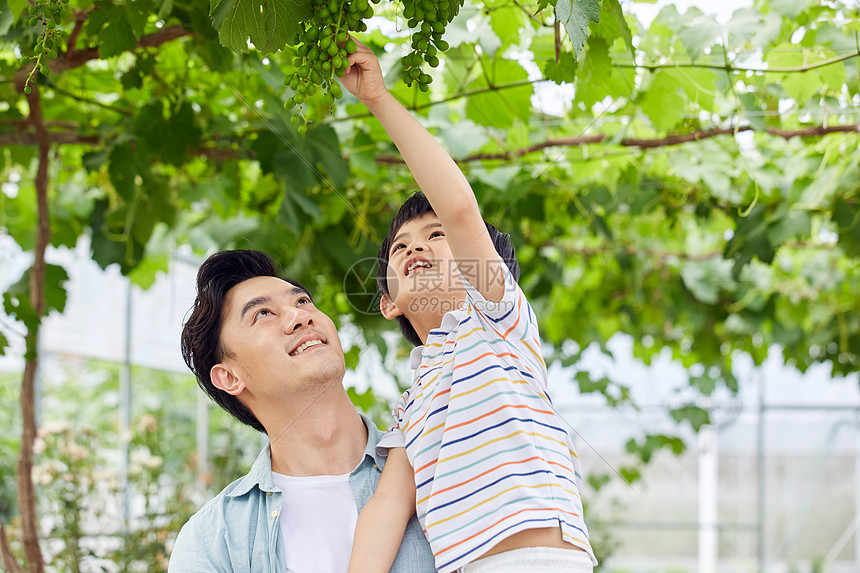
[181,249,308,434]
[376,192,520,347]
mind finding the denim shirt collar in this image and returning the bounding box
[226,413,384,498]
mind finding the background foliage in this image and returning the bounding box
[1,0,859,569]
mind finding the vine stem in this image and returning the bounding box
[16,79,51,573]
[330,50,860,123]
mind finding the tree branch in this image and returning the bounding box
[57,25,193,72]
[0,521,24,573]
[4,123,856,165]
[64,8,91,55]
[373,124,860,163]
[330,78,539,123]
[18,80,50,573]
[0,131,101,146]
[615,50,860,74]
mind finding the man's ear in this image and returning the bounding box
[380,294,404,320]
[211,363,245,396]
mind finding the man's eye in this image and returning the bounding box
[297,296,312,306]
[255,308,273,320]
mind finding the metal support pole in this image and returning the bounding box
[119,281,132,529]
[757,371,766,573]
[856,430,860,569]
[699,424,718,573]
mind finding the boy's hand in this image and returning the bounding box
[339,39,390,108]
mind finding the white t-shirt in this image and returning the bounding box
[271,471,358,573]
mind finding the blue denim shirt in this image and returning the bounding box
[168,415,434,572]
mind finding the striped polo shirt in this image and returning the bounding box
[377,259,597,573]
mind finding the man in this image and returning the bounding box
[168,249,434,572]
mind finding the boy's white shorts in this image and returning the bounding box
[458,547,594,573]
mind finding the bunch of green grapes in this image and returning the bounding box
[19,0,69,94]
[284,0,375,133]
[399,0,462,91]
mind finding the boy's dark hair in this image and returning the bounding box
[180,249,309,434]
[376,192,520,347]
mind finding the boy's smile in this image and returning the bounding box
[404,255,432,276]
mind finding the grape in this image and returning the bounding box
[282,0,459,130]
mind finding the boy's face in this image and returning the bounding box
[383,213,465,319]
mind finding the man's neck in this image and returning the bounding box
[266,392,367,477]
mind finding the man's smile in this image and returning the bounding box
[289,336,326,356]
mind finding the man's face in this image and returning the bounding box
[216,276,346,404]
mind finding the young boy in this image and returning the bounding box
[340,41,597,573]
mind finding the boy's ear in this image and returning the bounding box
[380,294,404,320]
[211,363,246,396]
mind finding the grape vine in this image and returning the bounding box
[283,0,463,132]
[19,0,69,94]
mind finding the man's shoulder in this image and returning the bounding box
[186,473,260,526]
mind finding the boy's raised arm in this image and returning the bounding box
[347,448,416,573]
[340,41,505,302]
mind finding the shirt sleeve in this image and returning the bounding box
[459,254,537,343]
[375,427,406,456]
[375,389,410,457]
[168,516,226,573]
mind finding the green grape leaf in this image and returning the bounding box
[273,147,319,194]
[780,70,821,105]
[574,35,628,108]
[108,144,137,202]
[43,264,70,316]
[555,0,603,59]
[678,8,722,62]
[465,58,533,128]
[134,101,201,166]
[210,0,312,54]
[724,205,775,277]
[772,0,816,18]
[669,404,710,432]
[833,198,860,257]
[638,69,684,132]
[575,371,609,394]
[1,264,69,341]
[766,206,811,247]
[489,5,525,47]
[6,0,28,19]
[0,1,15,36]
[680,258,732,305]
[817,50,846,94]
[597,0,633,58]
[304,125,350,190]
[625,434,686,464]
[86,0,148,59]
[128,254,169,289]
[542,51,578,85]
